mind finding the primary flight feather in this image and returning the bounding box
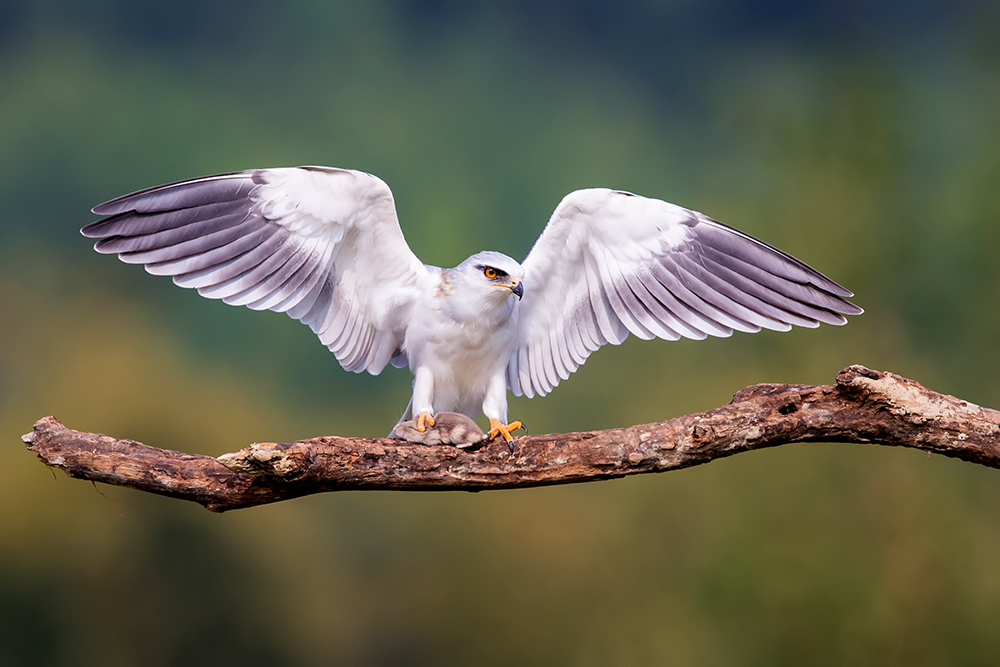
[83,166,861,443]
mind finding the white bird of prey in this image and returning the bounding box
[83,166,862,444]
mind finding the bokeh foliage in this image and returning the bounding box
[2,1,1000,664]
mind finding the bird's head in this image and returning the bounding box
[455,251,525,303]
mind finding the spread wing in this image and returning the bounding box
[507,188,863,397]
[83,166,433,374]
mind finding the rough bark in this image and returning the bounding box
[20,365,1000,513]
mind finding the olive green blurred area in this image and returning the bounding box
[3,0,1000,664]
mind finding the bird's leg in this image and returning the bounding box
[411,367,435,433]
[482,375,523,447]
[416,412,436,433]
[488,418,524,444]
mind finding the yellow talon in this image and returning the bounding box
[488,418,524,443]
[416,412,435,432]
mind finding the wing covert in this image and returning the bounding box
[83,166,432,374]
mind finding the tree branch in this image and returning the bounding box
[21,365,1000,512]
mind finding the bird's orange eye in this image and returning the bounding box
[484,267,498,279]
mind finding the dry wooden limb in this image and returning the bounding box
[20,365,1000,513]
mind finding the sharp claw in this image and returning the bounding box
[488,419,524,448]
[416,412,435,433]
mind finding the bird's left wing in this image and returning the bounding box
[508,188,862,397]
[83,166,432,374]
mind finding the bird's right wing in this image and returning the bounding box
[508,188,862,397]
[83,166,433,374]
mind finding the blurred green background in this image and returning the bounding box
[3,0,1000,664]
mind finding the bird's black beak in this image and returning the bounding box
[511,281,523,299]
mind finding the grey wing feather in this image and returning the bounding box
[509,188,862,398]
[91,173,253,216]
[83,167,430,375]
